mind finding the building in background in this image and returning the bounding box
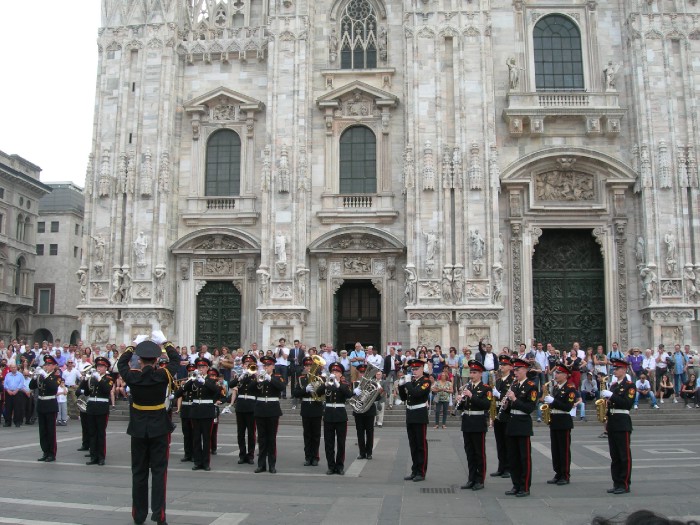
[33,182,85,345]
[79,1,700,352]
[0,150,52,342]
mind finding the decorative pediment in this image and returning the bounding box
[184,87,264,120]
[316,81,398,111]
[308,227,405,255]
[171,228,260,255]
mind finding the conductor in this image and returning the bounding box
[118,330,179,525]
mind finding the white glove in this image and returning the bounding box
[39,369,49,378]
[544,395,554,404]
[197,377,205,384]
[353,387,362,396]
[221,406,231,414]
[492,387,501,399]
[133,334,149,345]
[398,376,406,386]
[423,364,430,374]
[265,373,272,381]
[601,389,613,399]
[92,372,101,381]
[151,330,167,345]
[334,378,340,388]
[306,384,314,393]
[405,373,413,382]
[168,394,175,400]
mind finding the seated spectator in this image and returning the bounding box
[634,373,659,409]
[658,374,676,404]
[680,373,699,408]
[581,372,598,401]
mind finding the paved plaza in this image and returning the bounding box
[0,421,699,525]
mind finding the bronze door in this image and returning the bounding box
[532,229,606,349]
[196,281,242,349]
[334,280,381,351]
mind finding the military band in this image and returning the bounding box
[399,358,432,482]
[291,356,325,466]
[544,364,576,485]
[253,355,285,473]
[490,354,514,478]
[79,356,114,465]
[229,354,257,465]
[323,362,352,475]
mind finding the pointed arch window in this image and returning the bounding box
[339,126,376,194]
[340,0,377,70]
[205,129,241,196]
[533,15,584,91]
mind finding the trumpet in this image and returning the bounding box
[326,374,338,388]
[80,363,94,377]
[256,368,267,383]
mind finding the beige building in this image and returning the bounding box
[0,150,52,342]
[79,1,700,352]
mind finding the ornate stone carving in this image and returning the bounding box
[212,103,238,121]
[91,281,106,298]
[640,143,652,188]
[295,267,309,304]
[419,280,441,298]
[442,147,452,189]
[257,268,270,303]
[202,258,234,275]
[677,145,688,188]
[452,265,464,304]
[660,279,682,297]
[592,227,606,256]
[492,264,503,305]
[90,326,110,344]
[77,267,88,303]
[418,328,443,348]
[153,265,166,304]
[330,261,342,276]
[98,149,111,198]
[277,144,290,193]
[232,280,244,294]
[297,147,309,192]
[614,223,629,348]
[378,25,387,62]
[640,265,658,303]
[404,266,417,305]
[134,231,148,269]
[511,223,523,343]
[387,257,396,280]
[489,143,500,190]
[424,231,437,264]
[135,283,151,299]
[664,231,677,276]
[274,282,293,299]
[84,153,94,197]
[126,148,136,195]
[535,171,594,201]
[441,266,453,304]
[318,257,328,280]
[658,140,671,189]
[91,233,106,277]
[684,265,699,302]
[194,279,207,295]
[372,260,386,276]
[402,146,414,194]
[194,235,241,250]
[635,236,645,266]
[343,257,371,273]
[140,149,153,197]
[371,278,383,293]
[509,191,522,217]
[422,140,436,191]
[465,281,490,299]
[159,151,170,193]
[329,28,338,62]
[468,143,482,190]
[331,278,344,294]
[261,145,271,192]
[180,258,190,280]
[688,146,698,188]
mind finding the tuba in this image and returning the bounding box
[348,363,381,414]
[595,375,609,423]
[305,355,326,401]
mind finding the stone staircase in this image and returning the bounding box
[106,397,700,428]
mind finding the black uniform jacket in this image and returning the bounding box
[29,373,60,413]
[253,373,285,418]
[457,381,492,433]
[505,379,537,437]
[323,379,352,423]
[292,373,326,418]
[78,373,114,416]
[229,373,257,413]
[548,381,576,430]
[398,374,431,425]
[183,376,219,418]
[495,372,515,421]
[118,342,180,438]
[173,384,194,418]
[606,378,635,432]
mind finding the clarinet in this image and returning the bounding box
[496,381,517,422]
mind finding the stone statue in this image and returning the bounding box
[493,263,504,305]
[441,267,452,304]
[424,231,437,262]
[452,266,463,304]
[378,25,387,62]
[684,265,698,302]
[91,234,106,276]
[134,232,148,268]
[404,266,417,305]
[257,268,270,303]
[77,267,88,303]
[296,267,310,304]
[120,266,132,303]
[328,28,338,62]
[640,266,658,302]
[275,234,287,263]
[495,233,504,264]
[111,268,123,303]
[507,57,519,90]
[153,265,166,304]
[664,231,676,274]
[470,229,485,260]
[603,61,620,91]
[635,236,645,265]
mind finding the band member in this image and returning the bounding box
[601,357,635,494]
[323,362,352,475]
[352,363,378,460]
[184,357,218,471]
[291,356,325,466]
[399,359,432,482]
[456,360,492,491]
[29,355,61,462]
[504,357,537,497]
[229,355,257,465]
[173,363,195,463]
[117,331,179,525]
[543,364,576,485]
[208,368,226,455]
[80,356,113,465]
[253,355,285,473]
[491,355,514,478]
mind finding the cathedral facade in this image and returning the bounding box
[79,0,700,351]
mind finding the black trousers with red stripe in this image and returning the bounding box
[180,417,193,459]
[131,433,169,524]
[506,435,531,492]
[191,417,213,468]
[87,413,109,461]
[608,430,632,490]
[210,421,219,452]
[354,412,375,458]
[406,423,428,477]
[550,428,571,481]
[493,419,509,473]
[256,416,279,469]
[324,420,347,471]
[236,411,255,460]
[463,431,487,484]
[302,416,322,461]
[37,411,57,458]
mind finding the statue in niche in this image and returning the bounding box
[495,234,504,264]
[296,267,309,304]
[153,265,166,304]
[506,57,519,90]
[603,61,620,92]
[91,234,106,276]
[275,234,287,263]
[635,236,645,266]
[404,266,417,305]
[134,232,148,268]
[664,231,676,274]
[640,266,658,302]
[493,264,504,305]
[684,266,698,302]
[441,268,452,304]
[470,229,485,260]
[328,28,338,62]
[257,269,270,303]
[424,231,437,262]
[452,266,463,304]
[77,268,88,303]
[120,266,132,303]
[111,268,123,303]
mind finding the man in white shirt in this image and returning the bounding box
[634,374,659,409]
[189,344,212,364]
[573,342,586,361]
[321,344,338,371]
[366,346,383,370]
[641,349,656,390]
[274,338,290,399]
[655,344,670,398]
[62,359,82,420]
[534,342,548,386]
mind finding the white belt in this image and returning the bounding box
[496,401,502,406]
[462,410,486,416]
[326,403,345,408]
[510,409,527,415]
[550,409,569,414]
[303,398,321,402]
[257,397,279,402]
[192,400,214,404]
[38,395,56,401]
[181,401,192,406]
[238,395,256,400]
[89,397,110,402]
[609,409,630,415]
[407,402,428,410]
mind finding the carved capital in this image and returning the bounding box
[194,279,206,295]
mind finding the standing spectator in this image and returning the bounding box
[383,346,401,383]
[320,344,337,372]
[655,344,670,399]
[56,378,68,426]
[628,348,644,378]
[349,342,366,383]
[177,348,190,379]
[446,348,459,391]
[457,348,472,392]
[593,346,608,376]
[680,373,699,408]
[546,345,560,380]
[533,342,548,387]
[671,344,688,396]
[608,342,624,361]
[431,345,445,380]
[374,370,390,427]
[273,338,290,399]
[641,349,656,391]
[565,348,583,389]
[62,360,81,421]
[476,340,497,385]
[338,350,351,383]
[288,340,305,408]
[210,348,221,370]
[633,373,659,409]
[366,346,383,371]
[189,344,211,364]
[3,363,27,427]
[431,370,452,429]
[684,346,695,377]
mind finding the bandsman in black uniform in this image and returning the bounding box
[173,363,195,463]
[118,331,179,525]
[398,359,432,482]
[30,355,61,462]
[543,364,576,485]
[229,355,257,465]
[601,357,635,495]
[352,363,379,460]
[253,355,285,473]
[79,356,114,465]
[456,360,492,491]
[491,355,514,478]
[208,368,226,455]
[504,357,537,497]
[291,356,325,466]
[183,357,219,471]
[323,362,352,475]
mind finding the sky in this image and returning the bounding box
[0,2,102,187]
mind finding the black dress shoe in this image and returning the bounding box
[490,471,504,477]
[412,475,425,482]
[98,459,105,466]
[472,483,484,491]
[612,487,629,494]
[461,481,475,490]
[203,466,211,471]
[504,488,519,496]
[254,466,266,473]
[238,458,247,464]
[501,471,511,478]
[326,469,336,475]
[85,454,92,457]
[269,467,277,473]
[3,424,11,428]
[303,459,312,466]
[180,457,193,462]
[247,458,255,465]
[192,465,203,471]
[86,459,99,465]
[366,454,372,460]
[134,520,145,525]
[45,456,55,462]
[404,473,416,480]
[77,446,89,451]
[336,467,345,475]
[211,450,217,455]
[515,491,530,497]
[556,479,569,485]
[606,487,618,493]
[356,455,367,460]
[546,478,559,484]
[37,456,47,462]
[311,459,319,466]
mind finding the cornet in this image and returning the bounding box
[256,368,267,383]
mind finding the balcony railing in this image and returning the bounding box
[317,193,398,224]
[182,195,258,226]
[342,195,373,208]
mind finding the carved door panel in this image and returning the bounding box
[196,281,242,349]
[334,280,381,351]
[532,229,606,349]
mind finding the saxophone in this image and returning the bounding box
[595,375,609,423]
[348,363,381,413]
[540,380,553,425]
